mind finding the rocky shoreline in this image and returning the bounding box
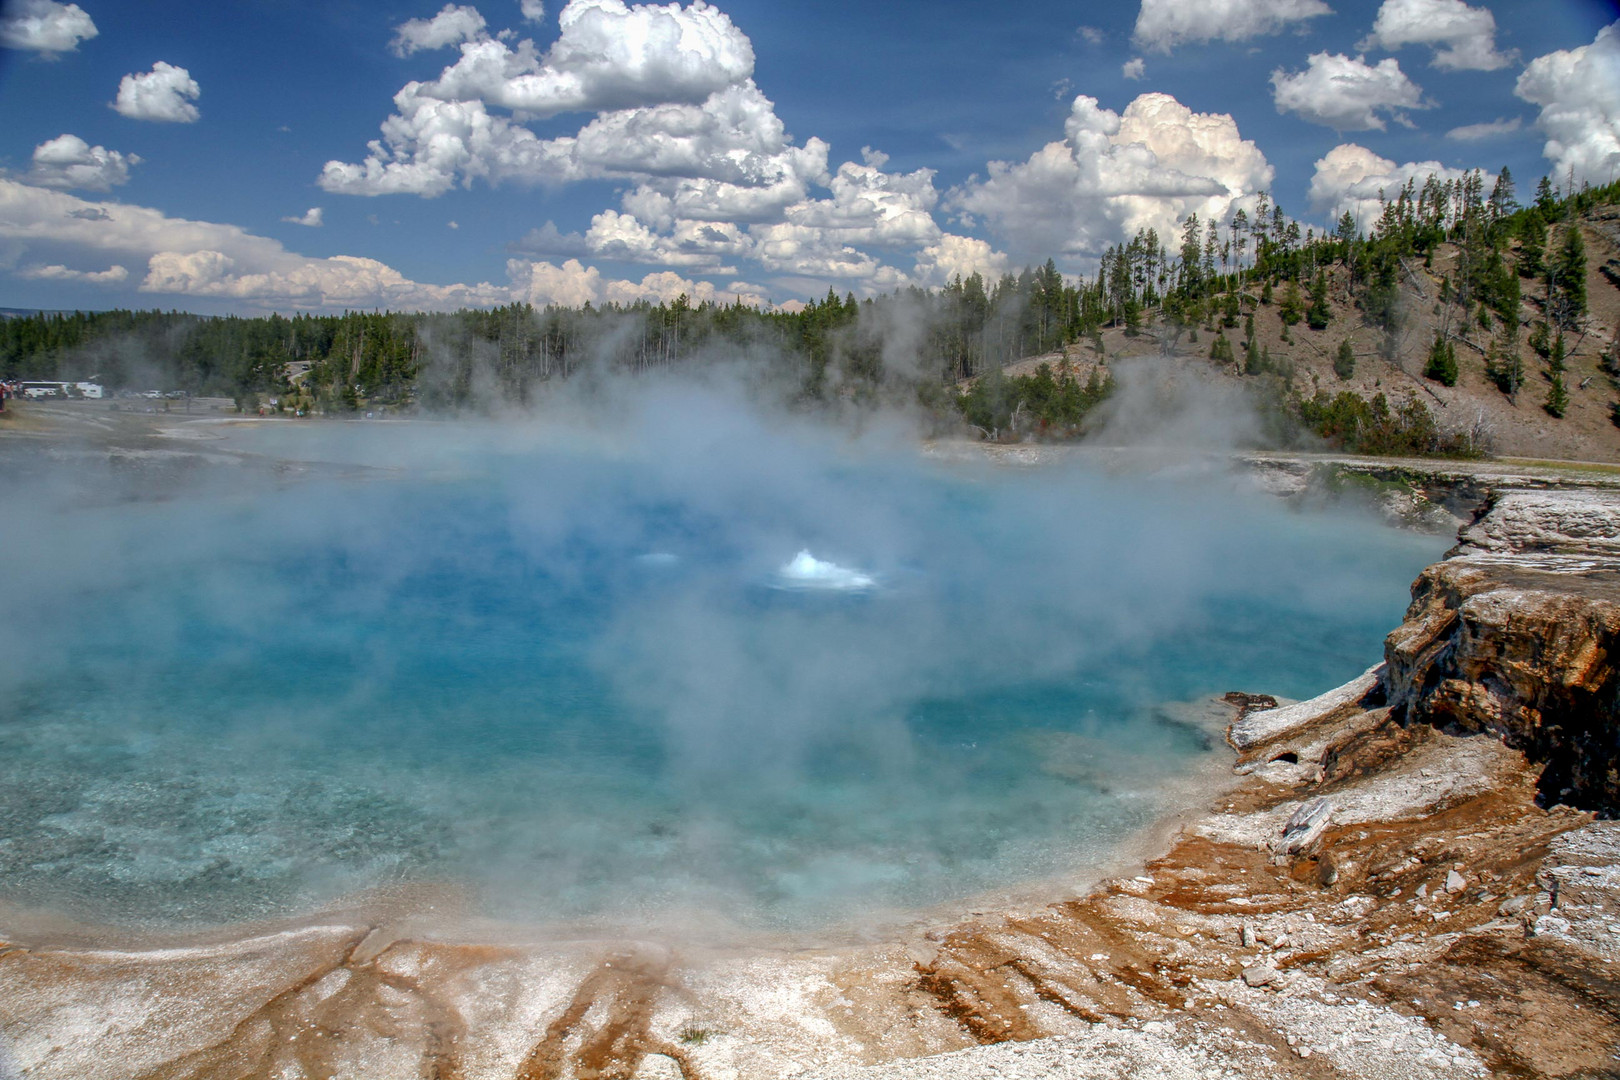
[3,471,1620,1080]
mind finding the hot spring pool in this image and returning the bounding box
[0,418,1445,937]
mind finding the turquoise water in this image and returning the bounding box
[0,422,1443,933]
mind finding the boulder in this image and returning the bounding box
[1383,487,1620,814]
[1241,964,1279,988]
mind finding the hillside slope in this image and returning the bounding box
[988,206,1620,464]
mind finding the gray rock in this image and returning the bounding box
[1445,870,1466,894]
[1230,669,1379,751]
[1532,914,1573,938]
[1276,798,1334,856]
[1241,964,1279,987]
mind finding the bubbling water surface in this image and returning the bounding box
[0,419,1444,936]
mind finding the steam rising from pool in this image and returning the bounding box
[0,394,1445,937]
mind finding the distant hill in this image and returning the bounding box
[0,308,91,319]
[966,188,1620,464]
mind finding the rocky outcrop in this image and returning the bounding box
[1383,488,1620,814]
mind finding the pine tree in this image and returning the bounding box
[1306,272,1331,330]
[1546,370,1568,417]
[1518,215,1546,278]
[1245,338,1262,375]
[1529,321,1551,358]
[1496,265,1521,334]
[1548,225,1587,329]
[1535,175,1558,217]
[1425,331,1458,386]
[1179,214,1203,296]
[1279,280,1304,325]
[1486,335,1524,400]
[1488,167,1516,222]
[1335,210,1357,250]
[1334,339,1355,380]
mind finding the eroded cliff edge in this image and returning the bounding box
[3,478,1620,1080]
[1383,487,1620,815]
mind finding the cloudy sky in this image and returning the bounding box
[0,0,1615,314]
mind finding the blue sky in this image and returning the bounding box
[0,0,1616,313]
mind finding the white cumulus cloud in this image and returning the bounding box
[19,263,128,284]
[949,92,1273,264]
[604,268,766,306]
[747,222,887,280]
[0,0,96,55]
[113,62,201,123]
[505,256,602,307]
[282,207,324,227]
[321,0,977,296]
[1307,143,1468,227]
[24,133,138,191]
[0,177,780,311]
[520,0,546,21]
[319,86,581,196]
[1359,0,1515,71]
[782,150,940,248]
[652,158,828,224]
[0,178,507,309]
[1271,52,1424,131]
[417,0,754,116]
[504,255,766,307]
[911,233,1009,288]
[582,208,741,270]
[1133,0,1331,53]
[321,12,802,201]
[1122,57,1145,80]
[138,248,489,307]
[323,73,834,236]
[390,4,488,56]
[1515,22,1620,187]
[569,81,819,187]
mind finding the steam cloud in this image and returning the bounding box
[0,376,1444,933]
